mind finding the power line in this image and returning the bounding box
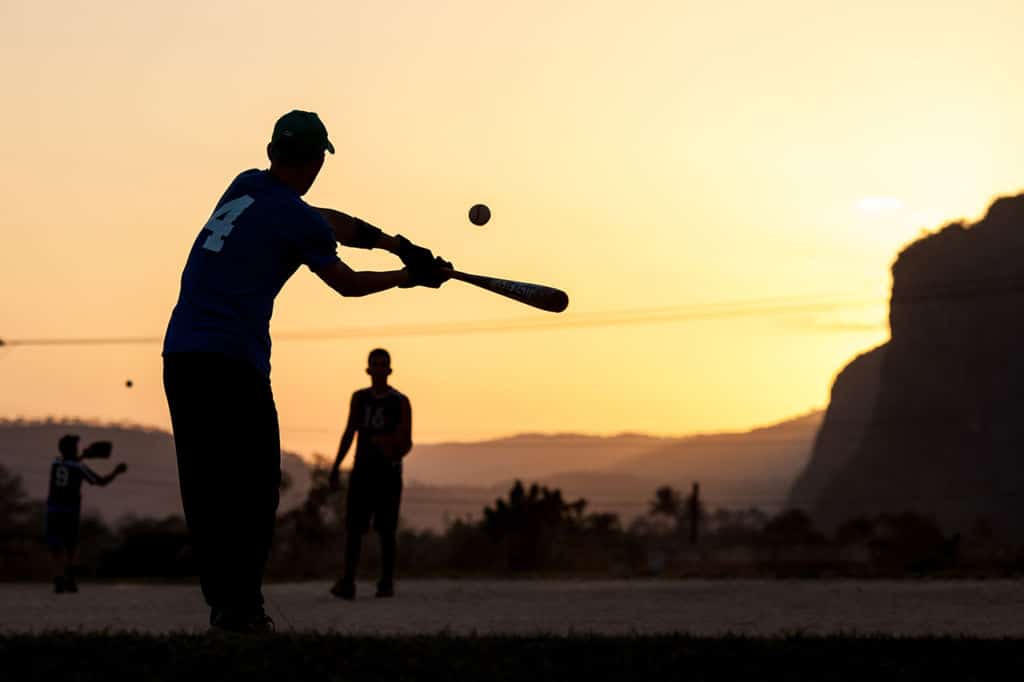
[0,293,883,348]
[0,335,157,348]
[12,268,1024,349]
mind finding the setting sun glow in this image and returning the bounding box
[2,1,1023,457]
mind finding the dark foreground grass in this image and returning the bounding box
[3,633,1022,682]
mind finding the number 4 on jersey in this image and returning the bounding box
[202,195,255,252]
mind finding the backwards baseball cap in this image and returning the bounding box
[270,110,335,155]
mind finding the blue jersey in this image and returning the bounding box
[47,458,100,512]
[163,169,340,375]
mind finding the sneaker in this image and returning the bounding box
[54,576,65,594]
[210,607,275,635]
[375,581,395,598]
[330,578,356,601]
[64,576,79,593]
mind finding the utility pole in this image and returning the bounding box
[688,482,701,545]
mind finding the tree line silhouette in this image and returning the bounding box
[0,460,1017,581]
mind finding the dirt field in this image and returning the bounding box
[3,579,1023,636]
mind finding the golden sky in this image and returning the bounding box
[2,1,1023,456]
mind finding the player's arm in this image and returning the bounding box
[89,463,127,487]
[329,394,360,489]
[396,396,412,459]
[313,259,410,297]
[316,208,391,250]
[315,209,419,257]
[315,207,451,285]
[313,255,454,296]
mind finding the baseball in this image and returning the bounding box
[469,203,491,226]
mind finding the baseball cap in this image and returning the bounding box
[270,110,335,155]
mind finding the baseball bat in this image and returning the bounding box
[447,269,569,313]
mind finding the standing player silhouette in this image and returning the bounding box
[45,434,127,593]
[163,110,451,633]
[328,348,412,600]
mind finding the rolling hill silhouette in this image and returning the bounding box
[405,412,822,522]
[3,412,822,531]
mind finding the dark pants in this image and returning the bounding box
[163,352,280,614]
[344,463,403,585]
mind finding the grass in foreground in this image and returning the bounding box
[3,633,1023,682]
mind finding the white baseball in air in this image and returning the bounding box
[469,203,491,226]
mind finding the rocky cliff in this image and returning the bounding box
[786,345,886,509]
[793,193,1024,540]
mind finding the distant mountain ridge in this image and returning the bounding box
[2,412,824,530]
[403,433,676,486]
[408,412,824,519]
